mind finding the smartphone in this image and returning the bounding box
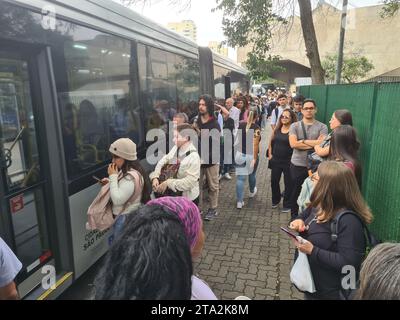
[280,227,299,241]
[92,175,101,182]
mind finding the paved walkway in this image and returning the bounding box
[194,125,303,300]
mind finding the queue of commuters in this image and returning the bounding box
[2,88,399,302]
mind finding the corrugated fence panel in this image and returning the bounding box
[308,85,328,123]
[364,83,400,241]
[298,86,310,100]
[325,83,376,191]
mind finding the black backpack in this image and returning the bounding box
[330,210,380,255]
[330,210,381,300]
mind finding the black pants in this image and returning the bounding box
[270,161,292,208]
[289,164,309,219]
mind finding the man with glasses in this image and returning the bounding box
[288,99,328,220]
[270,94,289,130]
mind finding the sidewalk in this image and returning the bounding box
[194,125,303,300]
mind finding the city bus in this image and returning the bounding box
[0,0,249,299]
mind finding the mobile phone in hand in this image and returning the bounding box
[280,227,299,240]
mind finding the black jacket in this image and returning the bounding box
[197,116,221,167]
[299,209,366,299]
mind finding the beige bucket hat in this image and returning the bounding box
[109,138,137,161]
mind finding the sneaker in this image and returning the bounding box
[204,209,218,221]
[249,187,257,198]
[224,173,232,180]
[282,207,291,213]
[272,203,279,209]
[237,201,244,209]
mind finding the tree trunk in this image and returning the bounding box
[298,0,325,84]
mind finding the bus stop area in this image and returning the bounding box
[59,126,303,300]
[194,128,302,300]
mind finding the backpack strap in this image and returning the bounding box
[274,107,279,119]
[330,210,374,246]
[300,120,308,140]
[118,170,143,214]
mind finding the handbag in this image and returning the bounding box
[154,149,194,198]
[290,251,316,293]
[86,170,143,231]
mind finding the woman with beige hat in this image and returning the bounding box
[101,138,151,243]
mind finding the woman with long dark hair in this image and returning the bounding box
[236,96,249,122]
[102,138,151,243]
[268,108,297,212]
[94,205,193,299]
[314,109,353,158]
[289,161,373,300]
[147,197,218,300]
[328,124,362,188]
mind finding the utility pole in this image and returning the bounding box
[335,0,348,84]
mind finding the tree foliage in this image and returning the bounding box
[212,0,288,80]
[117,0,326,84]
[381,0,400,18]
[322,54,374,84]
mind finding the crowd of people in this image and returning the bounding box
[1,90,399,301]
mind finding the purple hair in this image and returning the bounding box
[147,197,201,249]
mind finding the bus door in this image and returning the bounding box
[0,46,71,299]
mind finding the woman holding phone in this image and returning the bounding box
[289,161,373,300]
[101,138,151,243]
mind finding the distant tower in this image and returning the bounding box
[167,20,197,42]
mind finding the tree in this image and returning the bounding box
[381,0,400,18]
[213,0,325,84]
[322,54,374,84]
[117,0,326,84]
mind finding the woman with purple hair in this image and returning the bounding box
[147,196,218,300]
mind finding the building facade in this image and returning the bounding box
[237,3,400,83]
[167,20,197,42]
[208,41,229,57]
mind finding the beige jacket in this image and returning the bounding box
[149,143,200,200]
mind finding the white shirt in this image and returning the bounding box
[109,172,143,216]
[271,105,286,126]
[149,143,200,200]
[229,106,240,136]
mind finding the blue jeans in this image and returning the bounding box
[108,214,127,246]
[235,154,259,203]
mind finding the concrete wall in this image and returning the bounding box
[237,4,400,81]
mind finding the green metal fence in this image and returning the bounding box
[299,83,400,242]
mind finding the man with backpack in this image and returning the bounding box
[271,94,289,130]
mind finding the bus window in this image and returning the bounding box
[59,32,141,179]
[138,44,200,131]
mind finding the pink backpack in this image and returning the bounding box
[86,170,143,231]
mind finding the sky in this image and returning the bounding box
[113,0,384,61]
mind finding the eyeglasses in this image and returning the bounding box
[303,107,315,111]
